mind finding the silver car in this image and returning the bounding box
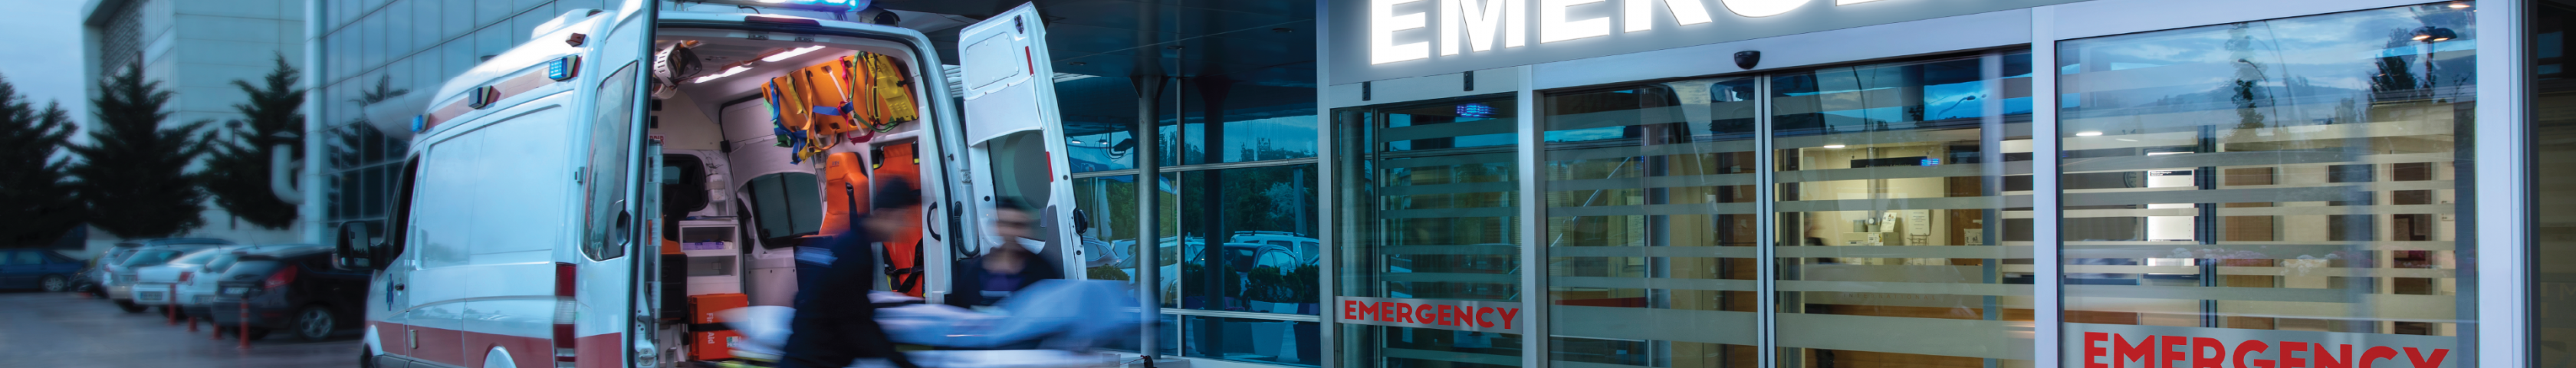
[101,238,231,313]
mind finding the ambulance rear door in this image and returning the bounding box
[954,2,1081,279]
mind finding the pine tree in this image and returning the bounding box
[0,74,84,247]
[69,63,212,238]
[198,56,304,229]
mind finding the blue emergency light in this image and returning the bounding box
[412,115,426,133]
[547,56,581,81]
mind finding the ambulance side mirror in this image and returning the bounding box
[335,221,385,271]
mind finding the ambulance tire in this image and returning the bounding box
[117,300,146,313]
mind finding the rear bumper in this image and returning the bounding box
[207,302,296,329]
[130,284,175,306]
[105,285,133,301]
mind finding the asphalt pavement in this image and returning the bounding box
[0,291,356,367]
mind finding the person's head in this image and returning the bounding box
[991,197,1036,242]
[866,181,924,235]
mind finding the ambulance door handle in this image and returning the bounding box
[924,202,941,241]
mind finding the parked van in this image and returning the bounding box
[330,2,1079,367]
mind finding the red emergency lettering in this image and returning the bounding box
[1435,305,1458,325]
[1497,307,1520,330]
[2085,332,2111,368]
[2282,341,2308,368]
[2312,343,2351,368]
[1393,303,1416,324]
[2235,340,2271,368]
[2164,336,2190,368]
[2114,334,2157,368]
[2193,337,2224,368]
[1344,301,1363,320]
[2403,348,2448,368]
[1414,304,1436,324]
[1378,302,1396,322]
[2359,347,2396,368]
[1476,307,1497,328]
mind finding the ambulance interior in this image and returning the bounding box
[639,28,941,360]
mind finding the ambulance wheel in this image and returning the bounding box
[117,300,146,313]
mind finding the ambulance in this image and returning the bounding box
[329,1,1080,366]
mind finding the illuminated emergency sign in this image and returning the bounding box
[1339,296,1525,334]
[1369,0,1891,64]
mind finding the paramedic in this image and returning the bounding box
[945,197,1062,307]
[779,182,925,368]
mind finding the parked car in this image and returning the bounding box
[103,238,232,312]
[209,248,363,340]
[130,247,241,314]
[176,245,324,318]
[0,248,84,291]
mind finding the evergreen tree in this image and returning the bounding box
[199,55,304,228]
[0,74,83,247]
[69,64,211,238]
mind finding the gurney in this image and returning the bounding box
[717,281,1146,367]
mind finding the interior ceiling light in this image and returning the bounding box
[2449,2,2470,8]
[762,45,826,62]
[2075,131,2104,136]
[694,64,754,84]
[1821,144,1846,149]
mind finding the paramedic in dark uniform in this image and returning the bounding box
[945,198,1062,308]
[779,182,923,368]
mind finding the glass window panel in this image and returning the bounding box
[1772,51,2037,367]
[1184,64,1322,165]
[2058,4,2476,367]
[1060,77,1142,172]
[1338,94,1524,368]
[1176,165,1321,314]
[2538,1,2576,364]
[1183,316,1322,366]
[1540,77,1766,368]
[1074,176,1145,288]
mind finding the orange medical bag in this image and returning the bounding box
[872,143,926,296]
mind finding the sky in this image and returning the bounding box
[0,0,89,124]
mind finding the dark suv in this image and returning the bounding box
[206,248,366,340]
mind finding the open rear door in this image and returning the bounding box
[955,2,1082,278]
[575,1,662,367]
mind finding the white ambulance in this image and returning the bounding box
[330,1,1080,367]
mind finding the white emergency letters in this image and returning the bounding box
[1369,0,1885,64]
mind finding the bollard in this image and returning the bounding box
[238,297,251,350]
[165,284,179,325]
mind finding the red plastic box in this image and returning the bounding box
[689,293,748,324]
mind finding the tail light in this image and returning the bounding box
[178,271,193,284]
[264,266,297,289]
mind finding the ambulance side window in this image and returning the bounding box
[582,62,643,261]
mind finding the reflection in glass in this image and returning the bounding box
[1180,71,1322,165]
[1541,78,1763,368]
[1770,51,2038,367]
[1060,77,1144,172]
[2058,3,2476,366]
[2538,2,2576,365]
[1184,316,1322,366]
[1338,96,1526,368]
[1177,165,1321,314]
[1073,176,1142,287]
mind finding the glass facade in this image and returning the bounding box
[2057,4,2477,366]
[1062,66,1325,366]
[1330,3,2499,368]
